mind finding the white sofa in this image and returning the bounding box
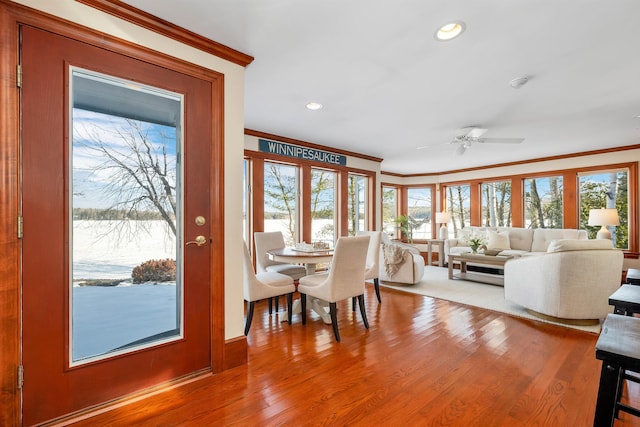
[444,226,588,264]
[378,234,425,285]
[504,239,623,320]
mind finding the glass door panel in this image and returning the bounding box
[71,68,183,364]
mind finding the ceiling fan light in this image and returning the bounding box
[435,21,466,41]
[509,76,529,89]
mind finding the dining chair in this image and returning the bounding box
[356,230,382,303]
[298,235,370,342]
[242,242,296,335]
[254,231,306,312]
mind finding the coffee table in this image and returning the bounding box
[448,253,514,286]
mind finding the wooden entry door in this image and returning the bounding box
[21,26,214,425]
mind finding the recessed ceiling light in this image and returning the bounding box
[434,21,466,41]
[306,102,323,111]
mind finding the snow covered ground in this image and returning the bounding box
[72,220,177,361]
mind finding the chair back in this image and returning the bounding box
[324,235,370,301]
[356,230,382,278]
[253,231,286,273]
[242,242,259,300]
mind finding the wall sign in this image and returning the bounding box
[259,139,347,166]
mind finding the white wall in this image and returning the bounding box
[15,0,247,339]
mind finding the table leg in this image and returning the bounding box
[305,263,316,275]
[448,259,454,279]
[283,295,331,324]
[427,241,433,266]
[438,244,444,267]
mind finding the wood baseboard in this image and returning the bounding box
[224,335,247,370]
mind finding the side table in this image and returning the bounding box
[425,238,445,267]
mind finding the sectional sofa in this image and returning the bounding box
[444,226,588,264]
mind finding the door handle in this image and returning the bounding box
[186,235,207,246]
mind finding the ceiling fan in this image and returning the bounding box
[452,127,524,155]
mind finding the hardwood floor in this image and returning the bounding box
[67,285,640,426]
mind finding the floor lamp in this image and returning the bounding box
[587,208,619,240]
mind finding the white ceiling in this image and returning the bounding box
[122,0,640,174]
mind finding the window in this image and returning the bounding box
[481,181,512,227]
[382,185,398,239]
[445,184,470,237]
[579,170,629,249]
[264,162,299,245]
[407,187,432,239]
[524,176,563,228]
[347,173,368,235]
[311,168,337,248]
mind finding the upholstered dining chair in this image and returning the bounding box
[298,235,370,342]
[254,231,307,279]
[242,242,296,335]
[356,230,382,303]
[254,231,306,312]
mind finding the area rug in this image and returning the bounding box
[379,266,601,334]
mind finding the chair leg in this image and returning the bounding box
[275,296,279,312]
[300,293,307,325]
[287,293,293,324]
[594,360,622,426]
[352,297,356,311]
[329,302,340,342]
[374,278,381,303]
[358,294,369,329]
[268,297,273,314]
[244,301,255,336]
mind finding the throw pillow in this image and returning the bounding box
[487,230,511,250]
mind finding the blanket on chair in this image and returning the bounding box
[383,244,407,277]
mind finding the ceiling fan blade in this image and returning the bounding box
[476,137,524,144]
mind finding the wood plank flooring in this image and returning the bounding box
[67,285,640,426]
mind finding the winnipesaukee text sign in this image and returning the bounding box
[259,139,347,166]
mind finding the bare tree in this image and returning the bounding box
[74,118,177,241]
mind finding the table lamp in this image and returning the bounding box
[587,208,619,240]
[436,211,451,240]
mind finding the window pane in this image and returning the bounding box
[481,181,512,227]
[311,168,337,248]
[407,187,432,239]
[524,176,563,228]
[579,170,628,249]
[446,184,471,237]
[264,162,299,245]
[382,186,398,239]
[348,174,368,235]
[71,68,182,364]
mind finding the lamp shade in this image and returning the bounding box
[435,212,451,224]
[587,208,620,226]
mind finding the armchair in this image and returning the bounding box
[378,234,425,285]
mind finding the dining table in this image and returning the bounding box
[266,247,333,275]
[267,247,334,324]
